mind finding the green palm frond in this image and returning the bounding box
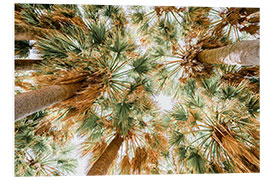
[183,79,197,97]
[186,149,206,174]
[77,111,105,140]
[113,102,134,135]
[132,56,151,75]
[245,95,259,117]
[201,77,220,97]
[170,130,185,146]
[178,145,188,161]
[172,104,188,121]
[103,5,120,18]
[56,158,77,175]
[109,33,134,54]
[88,22,107,45]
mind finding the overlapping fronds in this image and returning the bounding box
[165,75,259,173]
[15,4,260,176]
[15,111,77,176]
[209,8,260,40]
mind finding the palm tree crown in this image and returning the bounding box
[14,4,260,176]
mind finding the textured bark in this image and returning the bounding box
[197,40,259,65]
[87,135,124,175]
[15,84,81,121]
[15,59,42,71]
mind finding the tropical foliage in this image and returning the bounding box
[14,4,260,176]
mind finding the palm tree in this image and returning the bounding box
[15,83,82,121]
[131,7,260,90]
[14,4,260,176]
[87,134,124,175]
[14,4,83,40]
[14,5,139,121]
[197,40,259,65]
[15,111,77,176]
[76,77,167,175]
[165,75,259,173]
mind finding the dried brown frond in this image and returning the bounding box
[153,132,169,152]
[15,80,34,91]
[34,121,52,136]
[211,8,260,37]
[222,135,259,172]
[198,37,229,50]
[49,6,87,29]
[144,133,154,147]
[81,139,107,160]
[220,69,259,93]
[146,147,159,167]
[209,162,224,173]
[91,140,108,159]
[120,155,131,174]
[132,147,148,174]
[240,25,259,35]
[240,8,260,16]
[212,124,260,173]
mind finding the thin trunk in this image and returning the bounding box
[15,59,42,71]
[197,40,259,65]
[15,84,81,121]
[87,135,124,175]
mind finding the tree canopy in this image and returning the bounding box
[14,4,260,176]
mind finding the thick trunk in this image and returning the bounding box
[15,84,81,121]
[197,40,259,65]
[87,135,124,175]
[15,59,42,71]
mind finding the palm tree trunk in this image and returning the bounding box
[197,40,259,65]
[15,84,81,121]
[15,59,42,71]
[87,135,124,175]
